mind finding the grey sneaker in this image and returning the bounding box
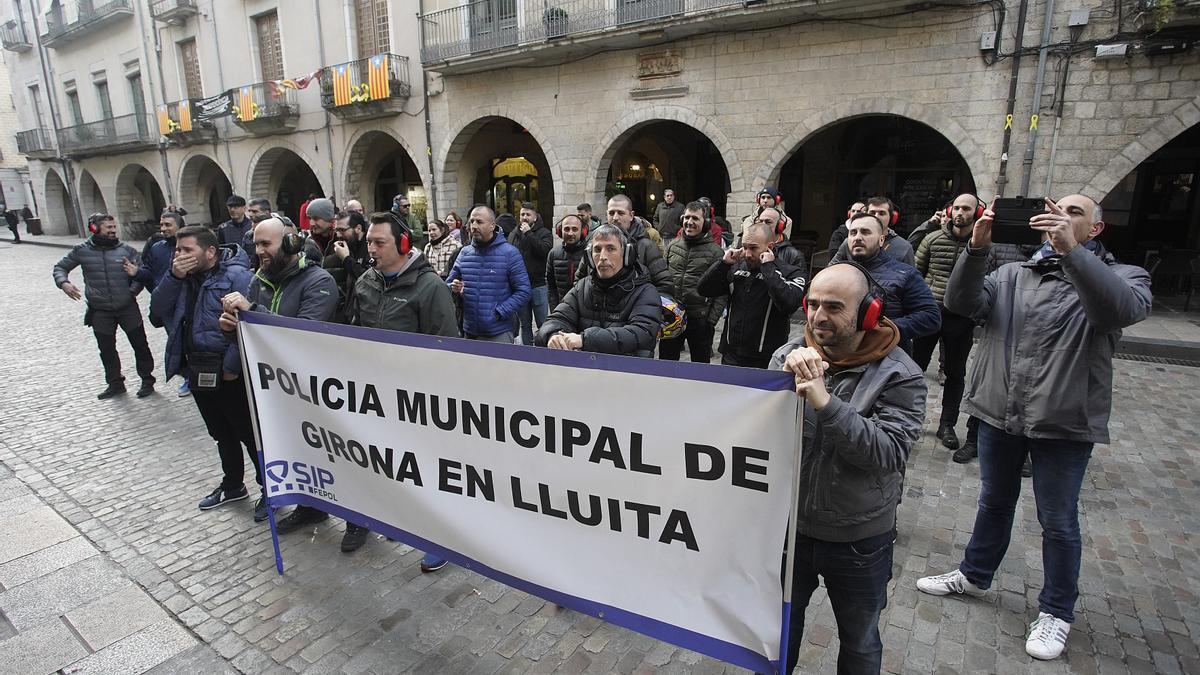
[916,569,988,597]
[199,485,249,511]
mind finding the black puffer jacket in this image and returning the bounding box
[914,225,972,304]
[576,218,674,297]
[666,229,725,325]
[537,264,661,358]
[510,217,553,288]
[697,256,807,362]
[546,239,586,309]
[52,235,141,311]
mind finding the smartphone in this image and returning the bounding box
[990,197,1046,246]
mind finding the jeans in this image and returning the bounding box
[518,285,550,346]
[90,303,155,386]
[913,308,975,427]
[786,529,894,674]
[191,375,262,491]
[658,320,715,363]
[467,331,514,344]
[959,421,1093,622]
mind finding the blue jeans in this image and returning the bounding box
[518,285,549,346]
[785,529,894,674]
[960,421,1093,622]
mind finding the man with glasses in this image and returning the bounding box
[392,194,427,250]
[323,211,371,323]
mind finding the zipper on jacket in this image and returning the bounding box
[758,302,772,352]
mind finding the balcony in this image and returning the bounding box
[150,0,199,23]
[420,0,973,72]
[42,0,134,48]
[15,129,56,159]
[320,53,412,122]
[157,99,216,146]
[1137,0,1200,29]
[231,83,299,136]
[1,21,31,51]
[58,113,157,157]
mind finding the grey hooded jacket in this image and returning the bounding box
[52,236,142,312]
[769,335,927,542]
[944,243,1152,444]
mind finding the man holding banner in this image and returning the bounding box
[770,261,927,674]
[341,212,460,555]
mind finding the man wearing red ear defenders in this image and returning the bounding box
[736,186,791,242]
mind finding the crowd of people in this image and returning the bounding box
[48,179,1152,671]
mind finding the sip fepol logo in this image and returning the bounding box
[265,460,338,501]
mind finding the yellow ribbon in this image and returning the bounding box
[1004,114,1012,130]
[1029,114,1039,131]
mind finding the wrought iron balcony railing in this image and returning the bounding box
[58,113,157,156]
[15,128,56,157]
[320,52,411,120]
[420,0,745,63]
[150,0,199,23]
[42,0,134,47]
[230,83,299,135]
[156,99,216,144]
[1,21,31,51]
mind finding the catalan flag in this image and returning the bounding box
[367,54,390,101]
[237,86,256,122]
[156,106,172,135]
[332,65,352,107]
[178,100,192,132]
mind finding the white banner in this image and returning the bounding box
[239,312,800,672]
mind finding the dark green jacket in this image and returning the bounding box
[666,230,726,325]
[352,253,459,337]
[914,225,972,304]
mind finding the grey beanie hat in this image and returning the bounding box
[305,198,336,221]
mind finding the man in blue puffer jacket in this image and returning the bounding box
[125,210,182,292]
[447,205,531,342]
[150,226,262,519]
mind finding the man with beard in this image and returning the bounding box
[737,187,790,243]
[836,213,940,354]
[575,195,674,296]
[324,211,372,322]
[827,200,866,253]
[546,214,587,310]
[536,224,660,357]
[305,198,336,253]
[753,207,807,275]
[218,195,253,248]
[511,202,553,345]
[769,262,927,675]
[913,194,984,453]
[53,213,156,399]
[125,209,188,394]
[342,213,459,555]
[149,226,261,518]
[218,217,339,533]
[661,202,725,362]
[696,222,806,368]
[237,197,275,266]
[447,205,531,343]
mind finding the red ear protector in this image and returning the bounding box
[945,196,986,221]
[759,190,782,207]
[555,214,588,239]
[87,212,110,234]
[801,260,886,331]
[775,213,788,237]
[887,200,901,228]
[382,211,412,255]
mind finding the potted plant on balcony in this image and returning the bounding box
[544,6,568,39]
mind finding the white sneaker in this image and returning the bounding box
[1025,612,1070,660]
[916,569,988,597]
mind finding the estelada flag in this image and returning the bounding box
[178,100,193,132]
[237,86,256,122]
[156,106,172,136]
[367,55,390,101]
[332,65,352,106]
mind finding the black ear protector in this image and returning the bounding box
[801,260,886,331]
[381,211,412,255]
[555,214,588,239]
[280,231,305,256]
[945,196,986,221]
[87,212,109,234]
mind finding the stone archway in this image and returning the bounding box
[437,106,564,218]
[177,153,233,227]
[1082,95,1200,200]
[589,105,744,211]
[41,168,73,235]
[342,127,425,215]
[246,142,326,224]
[115,163,167,234]
[77,170,109,222]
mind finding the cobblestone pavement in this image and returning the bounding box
[0,241,1197,674]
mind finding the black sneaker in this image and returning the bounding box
[1021,457,1033,478]
[199,485,249,511]
[420,559,448,573]
[97,384,127,400]
[274,506,330,534]
[952,439,978,464]
[341,523,370,553]
[936,424,960,450]
[136,380,155,398]
[253,493,270,522]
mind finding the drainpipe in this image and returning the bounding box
[28,6,84,235]
[417,5,439,215]
[1018,0,1057,196]
[135,0,175,204]
[993,0,1029,199]
[314,0,338,204]
[1042,30,1080,197]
